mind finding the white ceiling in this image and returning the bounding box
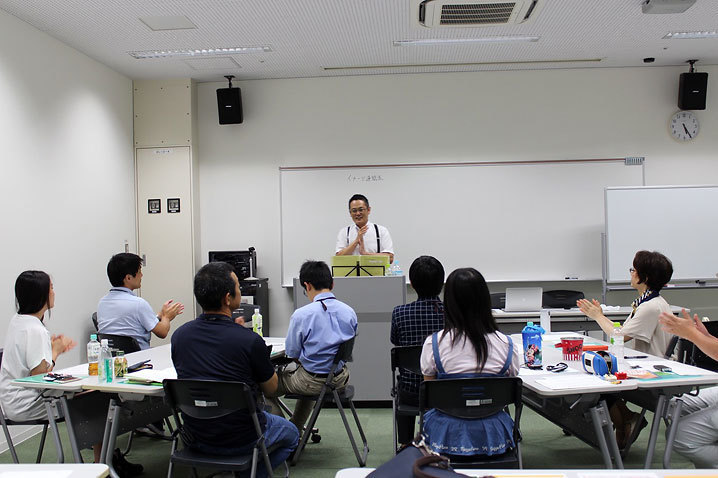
[1,0,717,82]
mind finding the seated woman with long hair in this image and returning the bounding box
[420,267,521,456]
[0,270,76,421]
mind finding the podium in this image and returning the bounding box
[292,275,406,401]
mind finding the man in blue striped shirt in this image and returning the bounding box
[390,255,445,445]
[267,261,357,432]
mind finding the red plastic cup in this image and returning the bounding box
[560,337,584,361]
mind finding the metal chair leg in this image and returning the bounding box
[391,394,398,454]
[336,391,368,466]
[164,417,175,435]
[122,430,134,456]
[1,420,20,464]
[290,390,326,465]
[35,424,48,463]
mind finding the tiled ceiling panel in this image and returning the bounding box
[0,0,716,81]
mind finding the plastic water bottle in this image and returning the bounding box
[252,308,263,337]
[393,261,403,277]
[611,321,624,366]
[521,321,545,367]
[87,334,100,376]
[98,339,114,383]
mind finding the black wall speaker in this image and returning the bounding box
[678,72,708,110]
[217,87,243,124]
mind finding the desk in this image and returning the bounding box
[495,306,684,334]
[516,333,634,469]
[335,468,718,478]
[516,333,718,470]
[16,337,286,478]
[618,356,718,468]
[0,463,109,477]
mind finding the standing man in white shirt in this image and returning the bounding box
[335,194,394,263]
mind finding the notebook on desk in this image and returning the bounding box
[504,287,543,312]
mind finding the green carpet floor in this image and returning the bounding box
[0,406,696,477]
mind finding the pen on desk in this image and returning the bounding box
[565,276,579,280]
[624,355,648,359]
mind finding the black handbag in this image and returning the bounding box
[367,439,470,478]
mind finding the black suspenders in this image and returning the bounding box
[347,224,381,252]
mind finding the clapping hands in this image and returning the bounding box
[51,334,77,355]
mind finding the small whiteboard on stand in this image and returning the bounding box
[604,185,718,283]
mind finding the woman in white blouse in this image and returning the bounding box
[0,270,76,421]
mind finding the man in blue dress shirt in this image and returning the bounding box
[97,253,184,350]
[267,260,358,432]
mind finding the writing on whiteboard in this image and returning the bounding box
[347,174,384,182]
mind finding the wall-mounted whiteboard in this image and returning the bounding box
[280,159,644,286]
[605,185,718,283]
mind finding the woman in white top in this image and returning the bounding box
[577,250,674,448]
[420,267,521,457]
[0,270,76,421]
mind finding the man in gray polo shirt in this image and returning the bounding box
[97,253,184,350]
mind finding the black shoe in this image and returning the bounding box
[113,448,144,477]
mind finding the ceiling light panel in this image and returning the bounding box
[393,36,540,46]
[129,46,271,59]
[663,31,718,39]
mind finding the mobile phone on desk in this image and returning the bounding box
[128,360,153,373]
[654,364,673,373]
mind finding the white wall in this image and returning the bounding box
[0,9,134,369]
[197,66,718,334]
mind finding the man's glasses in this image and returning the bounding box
[350,207,367,214]
[629,267,636,273]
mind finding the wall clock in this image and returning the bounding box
[669,111,699,142]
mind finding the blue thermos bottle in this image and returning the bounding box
[521,321,545,367]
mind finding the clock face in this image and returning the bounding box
[670,111,699,142]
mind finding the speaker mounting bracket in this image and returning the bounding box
[224,75,235,88]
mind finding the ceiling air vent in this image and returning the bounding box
[418,0,540,27]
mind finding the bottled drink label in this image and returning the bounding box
[252,309,263,337]
[87,335,100,376]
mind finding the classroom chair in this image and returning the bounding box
[163,379,284,478]
[278,336,369,466]
[390,345,423,453]
[96,333,141,354]
[671,322,718,372]
[419,377,524,469]
[0,349,65,464]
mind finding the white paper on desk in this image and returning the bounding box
[541,333,564,344]
[518,367,554,376]
[536,373,607,390]
[578,473,659,478]
[56,363,90,376]
[627,360,717,376]
[125,367,177,383]
[600,305,621,311]
[0,473,72,478]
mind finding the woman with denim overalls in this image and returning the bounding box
[419,267,522,457]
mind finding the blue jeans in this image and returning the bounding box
[237,411,299,478]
